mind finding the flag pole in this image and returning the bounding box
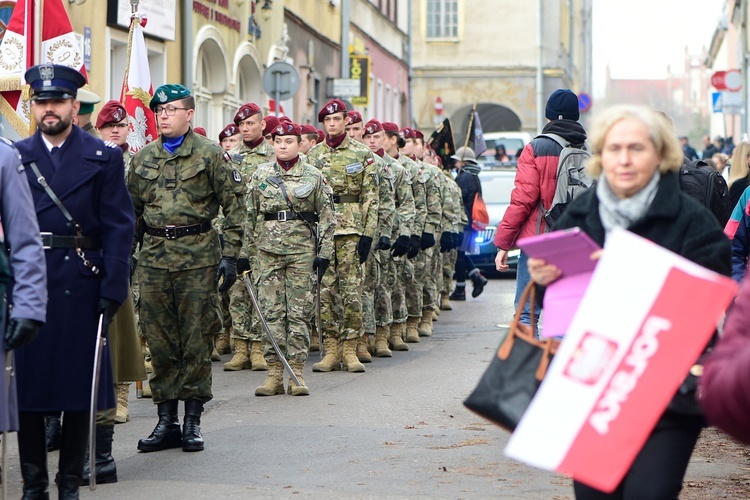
[458,98,477,173]
[121,0,139,104]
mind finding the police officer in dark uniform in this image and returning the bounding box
[13,63,135,499]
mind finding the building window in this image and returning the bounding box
[426,0,458,39]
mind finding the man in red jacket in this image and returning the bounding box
[494,89,587,326]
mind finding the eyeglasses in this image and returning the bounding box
[154,105,188,116]
[101,123,129,129]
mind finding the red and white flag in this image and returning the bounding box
[504,228,737,493]
[121,13,156,152]
[0,0,86,137]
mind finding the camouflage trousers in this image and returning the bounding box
[255,250,314,363]
[220,288,231,330]
[404,253,422,317]
[363,249,393,331]
[228,261,260,342]
[138,266,221,403]
[389,254,408,324]
[413,244,438,312]
[362,248,379,333]
[320,234,364,341]
[442,249,457,294]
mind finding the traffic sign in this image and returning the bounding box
[722,91,743,113]
[578,92,592,113]
[712,69,743,91]
[712,92,722,113]
[434,96,444,116]
[333,78,360,98]
[262,62,300,104]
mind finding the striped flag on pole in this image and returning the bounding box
[121,12,156,152]
[0,0,86,137]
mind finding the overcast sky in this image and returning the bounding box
[591,0,725,98]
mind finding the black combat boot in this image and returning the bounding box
[81,424,117,485]
[182,400,204,452]
[137,400,181,452]
[18,412,50,500]
[57,411,88,500]
[45,416,62,452]
[449,285,466,301]
[470,270,488,298]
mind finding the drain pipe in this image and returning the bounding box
[536,0,544,133]
[183,0,193,89]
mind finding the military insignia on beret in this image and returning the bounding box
[365,125,374,134]
[157,90,167,102]
[113,109,124,122]
[276,125,284,135]
[327,103,336,114]
[232,169,243,183]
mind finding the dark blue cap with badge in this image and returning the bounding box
[150,84,192,111]
[25,64,86,101]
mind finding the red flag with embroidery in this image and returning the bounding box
[121,12,156,152]
[0,0,86,137]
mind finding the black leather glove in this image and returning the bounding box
[218,234,225,250]
[215,256,238,294]
[407,234,421,259]
[374,236,391,251]
[357,235,373,264]
[453,231,464,248]
[440,232,454,253]
[390,234,410,258]
[420,232,435,250]
[236,257,250,275]
[97,298,121,329]
[5,318,43,350]
[312,257,330,283]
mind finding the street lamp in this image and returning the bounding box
[261,0,272,21]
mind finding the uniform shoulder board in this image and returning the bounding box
[0,136,14,147]
[103,140,118,149]
[223,151,231,162]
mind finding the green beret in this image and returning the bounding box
[150,84,191,111]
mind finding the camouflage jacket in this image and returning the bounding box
[383,153,415,239]
[397,154,427,235]
[419,160,443,235]
[127,129,246,270]
[371,152,396,242]
[236,139,276,182]
[307,135,379,238]
[443,170,465,231]
[246,159,335,260]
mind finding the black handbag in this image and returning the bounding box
[463,283,559,431]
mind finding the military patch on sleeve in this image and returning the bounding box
[232,169,243,183]
[345,162,363,174]
[259,182,267,191]
[223,152,232,163]
[366,157,374,165]
[294,182,314,198]
[103,140,118,149]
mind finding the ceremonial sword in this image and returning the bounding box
[88,314,106,491]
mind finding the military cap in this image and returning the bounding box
[318,99,347,122]
[234,102,261,125]
[401,127,418,139]
[363,119,383,136]
[300,124,318,136]
[382,122,400,134]
[219,123,240,142]
[263,115,280,136]
[95,100,128,128]
[194,127,207,137]
[272,120,301,138]
[76,88,101,115]
[347,110,363,125]
[316,129,325,143]
[414,130,424,140]
[25,64,86,101]
[150,84,191,111]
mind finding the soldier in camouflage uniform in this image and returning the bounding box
[437,156,467,311]
[345,110,364,140]
[246,119,335,396]
[358,119,395,362]
[219,123,242,152]
[128,85,246,453]
[364,120,415,357]
[224,103,276,372]
[384,122,425,351]
[307,99,379,373]
[400,128,441,342]
[299,124,320,156]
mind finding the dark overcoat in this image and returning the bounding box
[14,126,135,412]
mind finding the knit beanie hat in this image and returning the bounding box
[545,89,579,121]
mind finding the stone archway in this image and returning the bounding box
[451,102,523,146]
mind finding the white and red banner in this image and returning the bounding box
[0,0,86,136]
[121,13,156,152]
[505,228,736,493]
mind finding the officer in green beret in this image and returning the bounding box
[76,87,102,138]
[128,84,246,453]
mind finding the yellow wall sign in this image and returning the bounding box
[350,55,370,106]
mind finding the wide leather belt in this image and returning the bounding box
[263,211,319,223]
[41,233,101,250]
[144,221,213,240]
[333,194,359,203]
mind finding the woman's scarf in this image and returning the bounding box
[597,170,661,235]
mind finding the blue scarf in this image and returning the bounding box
[163,134,186,154]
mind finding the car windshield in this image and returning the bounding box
[480,138,526,161]
[478,172,516,204]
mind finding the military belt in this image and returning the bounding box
[333,194,359,203]
[144,221,213,240]
[40,233,101,250]
[263,211,319,223]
